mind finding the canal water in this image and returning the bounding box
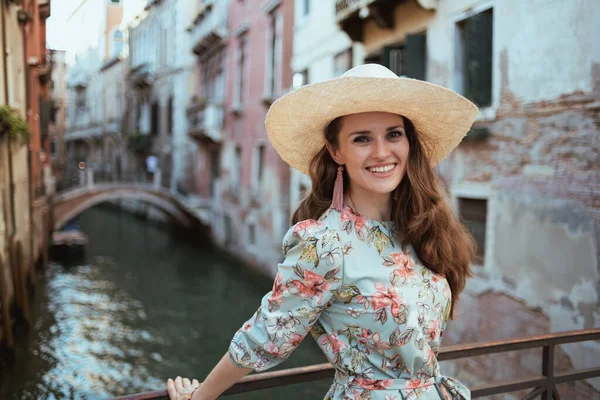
[0,206,332,399]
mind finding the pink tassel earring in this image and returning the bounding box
[331,165,344,211]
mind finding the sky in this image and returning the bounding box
[46,0,147,61]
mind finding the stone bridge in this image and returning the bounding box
[52,183,209,232]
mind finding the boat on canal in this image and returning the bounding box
[50,221,88,261]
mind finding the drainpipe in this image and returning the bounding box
[0,0,16,348]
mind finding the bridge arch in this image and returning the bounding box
[52,185,203,232]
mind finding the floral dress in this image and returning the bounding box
[229,205,469,400]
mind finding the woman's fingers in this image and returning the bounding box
[166,378,177,400]
[175,376,185,393]
[183,377,192,388]
[192,379,200,387]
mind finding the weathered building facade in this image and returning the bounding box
[48,49,67,185]
[336,0,599,394]
[197,0,295,276]
[64,0,125,183]
[126,0,191,191]
[0,0,52,347]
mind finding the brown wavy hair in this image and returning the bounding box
[292,116,476,319]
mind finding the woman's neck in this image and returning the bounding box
[346,187,393,221]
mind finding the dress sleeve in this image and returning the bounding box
[228,219,344,371]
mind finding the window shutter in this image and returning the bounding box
[403,33,426,80]
[381,45,403,76]
[464,9,493,107]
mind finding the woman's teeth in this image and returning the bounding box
[367,164,396,173]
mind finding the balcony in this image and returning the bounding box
[129,64,153,89]
[39,0,50,20]
[64,123,103,142]
[188,0,228,56]
[335,0,401,42]
[187,98,224,143]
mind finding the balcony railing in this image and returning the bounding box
[189,0,228,55]
[112,328,600,399]
[335,0,397,42]
[187,99,223,143]
[335,0,374,21]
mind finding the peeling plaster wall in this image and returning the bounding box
[359,0,600,393]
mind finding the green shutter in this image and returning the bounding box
[463,9,493,107]
[403,33,427,80]
[381,45,403,76]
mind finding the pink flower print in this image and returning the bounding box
[320,333,347,354]
[340,206,369,240]
[264,341,294,359]
[293,219,323,239]
[285,332,305,348]
[242,322,253,332]
[405,379,423,390]
[371,283,407,323]
[271,272,286,302]
[426,319,441,340]
[291,269,330,301]
[354,378,393,390]
[389,252,417,284]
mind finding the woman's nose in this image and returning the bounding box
[372,138,390,159]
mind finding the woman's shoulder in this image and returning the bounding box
[285,208,342,245]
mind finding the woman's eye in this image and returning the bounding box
[353,136,370,143]
[388,130,404,140]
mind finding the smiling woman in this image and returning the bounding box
[167,64,479,400]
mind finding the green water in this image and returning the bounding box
[0,206,331,399]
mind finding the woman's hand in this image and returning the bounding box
[166,376,201,400]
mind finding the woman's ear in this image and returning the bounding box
[326,143,342,165]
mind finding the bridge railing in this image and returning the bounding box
[111,328,600,400]
[55,168,169,193]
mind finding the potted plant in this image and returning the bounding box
[0,105,30,145]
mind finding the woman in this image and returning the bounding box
[167,64,478,400]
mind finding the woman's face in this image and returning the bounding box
[328,112,410,198]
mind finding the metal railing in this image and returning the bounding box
[112,328,600,400]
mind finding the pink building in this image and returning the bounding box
[189,0,294,275]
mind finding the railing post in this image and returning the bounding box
[153,168,162,189]
[542,344,555,400]
[86,169,94,187]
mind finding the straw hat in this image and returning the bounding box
[265,64,478,175]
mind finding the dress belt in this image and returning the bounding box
[334,370,470,399]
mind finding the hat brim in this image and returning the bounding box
[265,76,478,175]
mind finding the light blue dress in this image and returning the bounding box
[229,206,470,399]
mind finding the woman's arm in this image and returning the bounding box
[192,353,252,400]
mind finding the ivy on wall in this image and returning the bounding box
[0,105,30,145]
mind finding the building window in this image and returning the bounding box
[293,69,308,89]
[455,8,493,107]
[75,87,86,111]
[234,144,242,195]
[254,144,265,187]
[110,0,120,4]
[234,34,247,107]
[151,101,159,136]
[458,197,487,264]
[303,0,310,16]
[202,49,225,103]
[224,215,233,246]
[376,32,426,80]
[209,150,219,197]
[333,48,353,77]
[112,30,124,57]
[248,224,256,245]
[265,7,282,98]
[50,139,57,157]
[167,96,173,135]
